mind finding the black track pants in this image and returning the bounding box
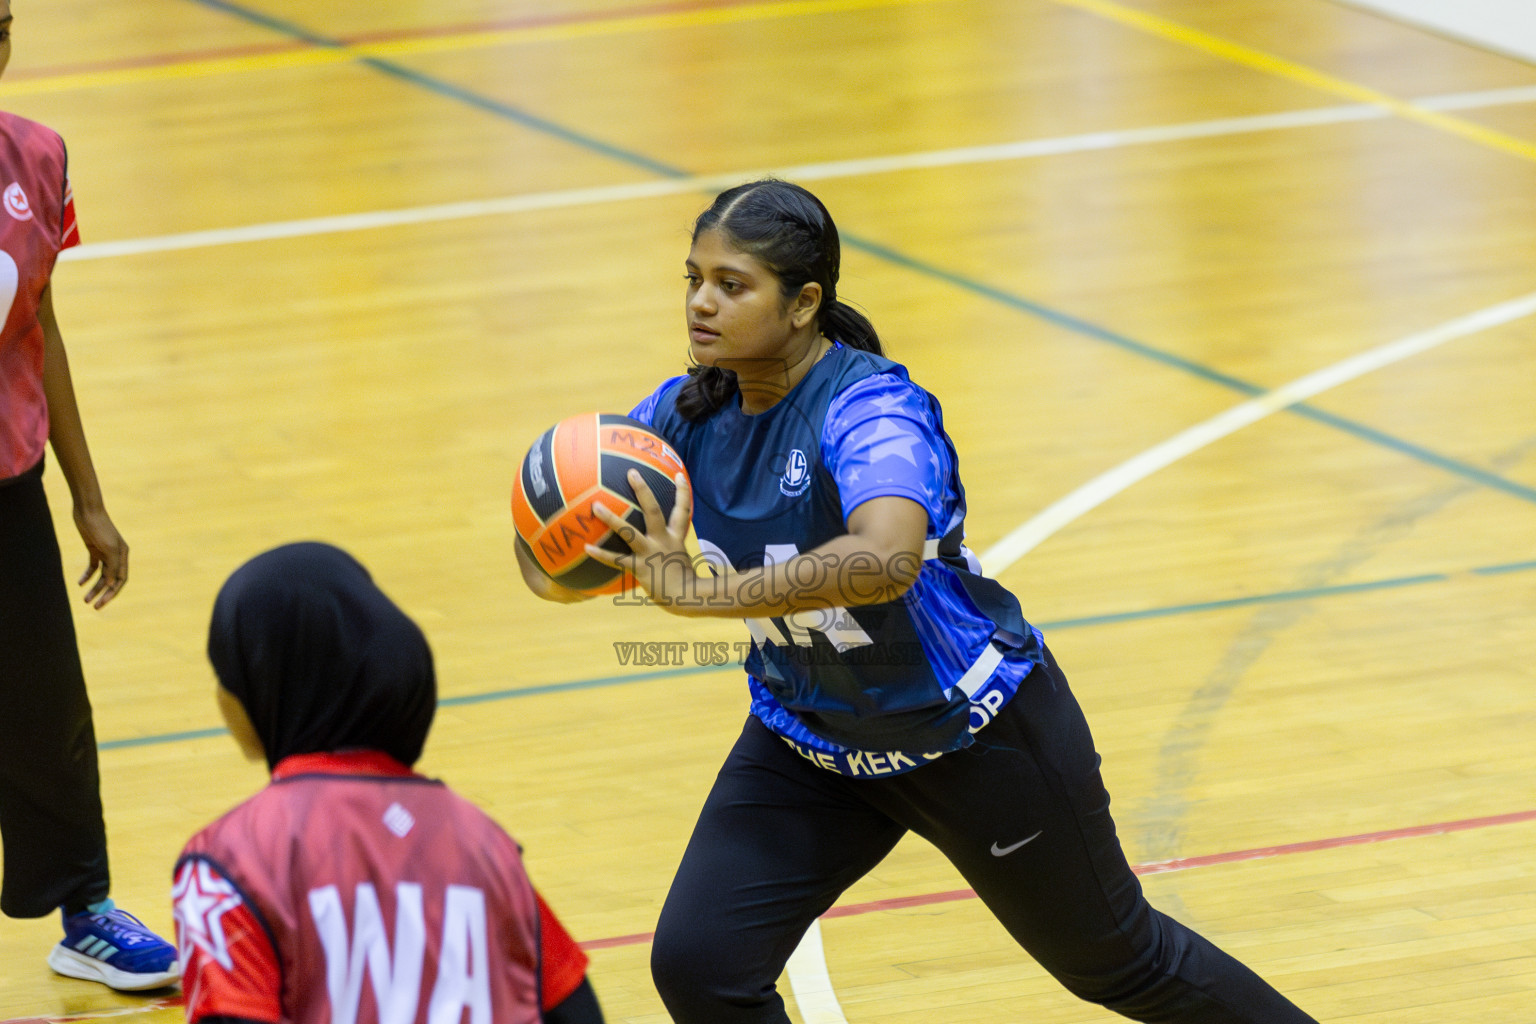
[0,462,110,918]
[652,648,1318,1023]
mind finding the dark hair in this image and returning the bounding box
[677,179,882,421]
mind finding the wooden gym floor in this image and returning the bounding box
[1,0,1533,1020]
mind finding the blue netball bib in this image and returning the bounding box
[632,345,1044,774]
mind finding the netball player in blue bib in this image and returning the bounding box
[520,180,1318,1023]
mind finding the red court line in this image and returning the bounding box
[8,809,1528,1020]
[579,808,1536,951]
[6,0,782,82]
[584,929,664,952]
[342,0,781,44]
[1132,808,1536,875]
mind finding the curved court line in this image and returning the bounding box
[786,920,851,1024]
[65,8,1536,1013]
[52,102,1536,505]
[39,8,1535,1021]
[154,1,1536,535]
[573,807,1536,948]
[783,287,1536,1016]
[7,808,1533,1024]
[141,2,1535,512]
[980,289,1536,575]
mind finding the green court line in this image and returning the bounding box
[99,555,1535,751]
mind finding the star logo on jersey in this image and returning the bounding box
[3,182,32,222]
[172,859,245,971]
[857,417,924,467]
[779,448,811,497]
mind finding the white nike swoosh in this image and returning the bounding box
[990,830,1043,857]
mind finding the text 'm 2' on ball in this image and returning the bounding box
[511,413,690,596]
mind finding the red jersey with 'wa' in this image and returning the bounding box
[0,110,78,480]
[174,752,588,1024]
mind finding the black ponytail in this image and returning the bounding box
[821,299,880,354]
[676,180,882,422]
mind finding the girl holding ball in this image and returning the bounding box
[521,179,1319,1024]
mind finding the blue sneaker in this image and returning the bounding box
[48,901,180,991]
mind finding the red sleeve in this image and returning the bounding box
[173,857,282,1024]
[536,891,590,1011]
[60,173,78,250]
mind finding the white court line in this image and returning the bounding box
[976,290,1536,574]
[786,920,850,1024]
[57,84,1536,263]
[783,287,1536,1021]
[66,108,1360,261]
[56,64,1536,1020]
[1416,83,1536,111]
[58,177,740,261]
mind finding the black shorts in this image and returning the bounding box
[650,647,1317,1024]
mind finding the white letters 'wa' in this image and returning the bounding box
[309,882,492,1024]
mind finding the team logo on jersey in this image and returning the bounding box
[383,801,416,837]
[172,859,244,971]
[3,183,32,222]
[779,449,811,497]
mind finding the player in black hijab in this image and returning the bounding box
[207,541,436,769]
[191,541,605,1024]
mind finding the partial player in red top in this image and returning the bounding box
[0,0,178,992]
[176,542,603,1024]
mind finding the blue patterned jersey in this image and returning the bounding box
[631,344,1044,777]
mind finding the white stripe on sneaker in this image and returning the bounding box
[48,944,180,992]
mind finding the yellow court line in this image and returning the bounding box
[1,50,353,97]
[2,0,953,97]
[1050,0,1536,163]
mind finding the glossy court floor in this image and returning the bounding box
[1,0,1534,1021]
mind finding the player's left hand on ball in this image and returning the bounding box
[587,471,695,609]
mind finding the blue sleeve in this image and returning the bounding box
[823,374,955,534]
[628,375,688,426]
